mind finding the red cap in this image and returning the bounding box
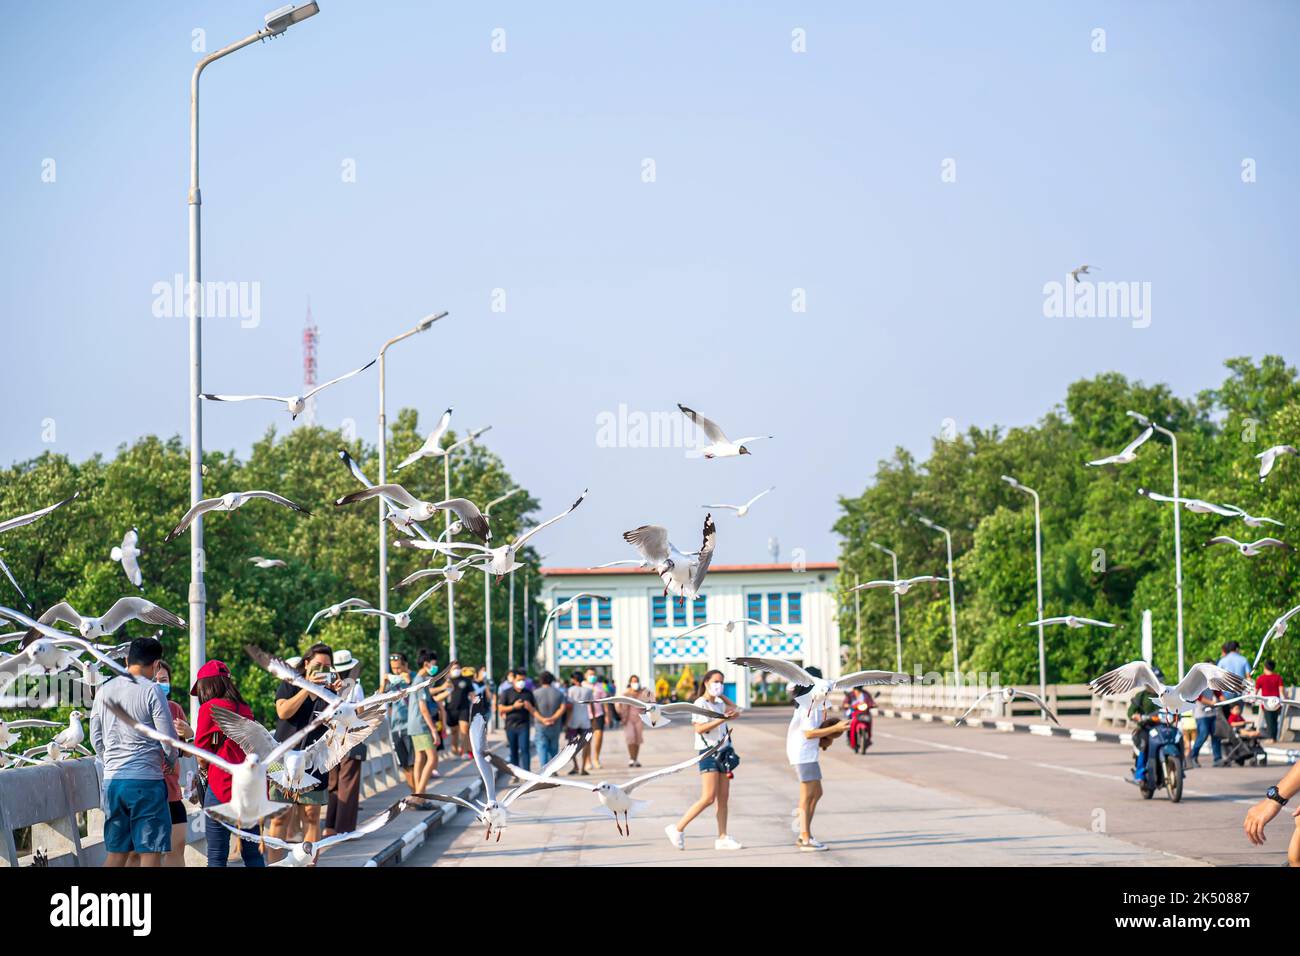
[190,659,230,695]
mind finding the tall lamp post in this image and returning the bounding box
[187,2,320,723]
[442,426,491,660]
[375,312,448,680]
[917,515,960,685]
[870,541,903,673]
[483,488,523,687]
[1001,475,1047,716]
[1128,410,1185,680]
[853,573,862,668]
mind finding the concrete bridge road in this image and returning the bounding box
[400,708,1278,867]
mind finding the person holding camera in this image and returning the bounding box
[264,642,339,862]
[664,669,742,852]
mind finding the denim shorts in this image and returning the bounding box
[794,761,822,783]
[104,778,172,854]
[698,746,734,774]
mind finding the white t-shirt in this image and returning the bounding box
[786,699,825,766]
[691,696,729,750]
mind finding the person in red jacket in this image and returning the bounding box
[1256,660,1286,741]
[192,659,266,868]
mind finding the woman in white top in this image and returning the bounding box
[664,669,743,852]
[787,665,849,851]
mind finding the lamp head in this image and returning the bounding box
[1126,410,1151,426]
[417,310,449,332]
[264,2,319,36]
[1001,475,1020,489]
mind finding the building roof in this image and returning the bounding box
[540,562,838,577]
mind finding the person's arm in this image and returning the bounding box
[420,698,437,736]
[1245,761,1300,844]
[276,686,312,721]
[89,697,103,756]
[804,718,850,740]
[150,686,178,765]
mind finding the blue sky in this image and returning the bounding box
[1,1,1297,567]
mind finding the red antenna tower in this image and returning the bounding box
[301,297,319,426]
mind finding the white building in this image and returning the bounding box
[539,562,841,707]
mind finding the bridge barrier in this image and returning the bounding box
[871,682,1097,721]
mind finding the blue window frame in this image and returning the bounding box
[652,595,667,628]
[557,598,573,629]
[672,597,688,627]
[692,596,707,624]
[747,593,762,622]
[767,593,783,625]
[787,592,802,624]
[597,597,612,629]
[577,596,592,629]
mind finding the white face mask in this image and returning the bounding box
[449,668,461,678]
[628,681,639,690]
[706,682,724,697]
[513,681,526,691]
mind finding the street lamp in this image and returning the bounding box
[483,487,523,687]
[870,541,903,673]
[917,515,960,685]
[375,311,448,679]
[1002,475,1047,716]
[1128,410,1184,679]
[442,426,491,660]
[187,3,320,723]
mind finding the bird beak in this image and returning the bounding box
[740,447,750,455]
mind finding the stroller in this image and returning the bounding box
[1215,711,1268,767]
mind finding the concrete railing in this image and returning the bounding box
[0,757,105,867]
[871,683,1097,720]
[360,723,402,798]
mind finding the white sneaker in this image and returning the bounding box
[796,838,828,852]
[664,824,685,850]
[714,836,743,850]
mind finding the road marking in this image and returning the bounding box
[875,730,1009,760]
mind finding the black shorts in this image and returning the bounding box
[591,714,606,732]
[168,800,188,826]
[391,730,414,768]
[453,708,472,726]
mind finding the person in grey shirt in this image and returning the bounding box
[532,671,567,767]
[89,635,177,866]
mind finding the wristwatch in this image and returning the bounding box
[1266,786,1288,806]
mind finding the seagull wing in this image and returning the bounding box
[728,656,816,686]
[852,580,895,591]
[1176,663,1246,701]
[120,546,143,588]
[404,583,445,615]
[954,689,998,724]
[701,503,741,512]
[209,706,277,761]
[200,393,291,404]
[468,713,495,803]
[1073,618,1116,628]
[415,791,485,814]
[396,567,445,588]
[745,487,776,509]
[624,740,723,793]
[677,404,729,443]
[214,818,294,850]
[623,525,670,564]
[1205,536,1241,548]
[1024,617,1068,627]
[313,799,407,850]
[100,597,185,633]
[502,736,588,806]
[45,636,135,678]
[164,497,223,543]
[591,560,647,569]
[595,696,651,710]
[0,492,80,535]
[512,489,587,551]
[302,357,376,400]
[241,491,311,515]
[674,622,713,638]
[1013,690,1061,724]
[1090,660,1162,697]
[832,669,912,689]
[1253,538,1290,550]
[35,601,83,630]
[1137,488,1176,504]
[245,644,340,707]
[432,498,490,540]
[104,702,239,774]
[730,435,773,447]
[0,555,30,609]
[1120,425,1155,457]
[689,515,717,594]
[659,702,730,719]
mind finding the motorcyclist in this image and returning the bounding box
[1128,669,1165,786]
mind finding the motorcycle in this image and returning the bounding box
[1134,718,1184,803]
[846,701,873,754]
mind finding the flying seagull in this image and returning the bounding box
[334,485,489,540]
[24,596,185,641]
[1220,505,1283,528]
[592,695,735,729]
[0,491,80,609]
[110,529,144,589]
[728,657,912,711]
[702,487,775,517]
[955,687,1060,726]
[248,556,287,569]
[1069,264,1096,282]
[1257,445,1298,481]
[201,357,377,420]
[1085,426,1153,467]
[395,556,487,588]
[496,738,726,836]
[347,583,443,629]
[1137,488,1238,516]
[677,404,772,458]
[442,490,589,577]
[305,598,371,632]
[215,798,414,866]
[0,716,61,750]
[1204,535,1291,557]
[0,609,137,683]
[675,618,786,638]
[536,592,610,646]
[851,576,948,596]
[623,514,716,602]
[1024,615,1115,629]
[1251,604,1300,670]
[1089,661,1245,714]
[396,407,453,470]
[165,491,311,543]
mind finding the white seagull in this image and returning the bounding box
[1251,604,1300,669]
[347,583,443,630]
[728,657,912,711]
[1137,488,1238,516]
[446,490,589,578]
[1089,661,1246,714]
[24,596,185,641]
[201,357,377,420]
[408,713,511,840]
[1257,445,1298,481]
[0,716,61,750]
[593,695,734,729]
[702,487,775,517]
[1204,535,1291,557]
[216,798,414,866]
[1085,426,1154,467]
[851,575,948,596]
[623,514,716,602]
[110,529,143,589]
[396,556,487,588]
[1220,505,1284,529]
[1024,615,1116,629]
[396,407,454,470]
[499,739,726,836]
[1213,693,1300,714]
[0,491,79,608]
[305,598,371,632]
[678,404,772,458]
[955,687,1060,726]
[1069,264,1096,282]
[676,618,786,638]
[0,608,137,682]
[248,556,288,569]
[334,485,489,540]
[165,490,311,543]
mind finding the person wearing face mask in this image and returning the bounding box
[89,635,178,867]
[445,661,476,759]
[496,673,538,770]
[151,659,192,867]
[664,668,743,852]
[585,669,608,770]
[532,671,567,766]
[616,675,653,768]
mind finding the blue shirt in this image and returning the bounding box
[386,672,411,729]
[1218,652,1251,680]
[406,678,436,736]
